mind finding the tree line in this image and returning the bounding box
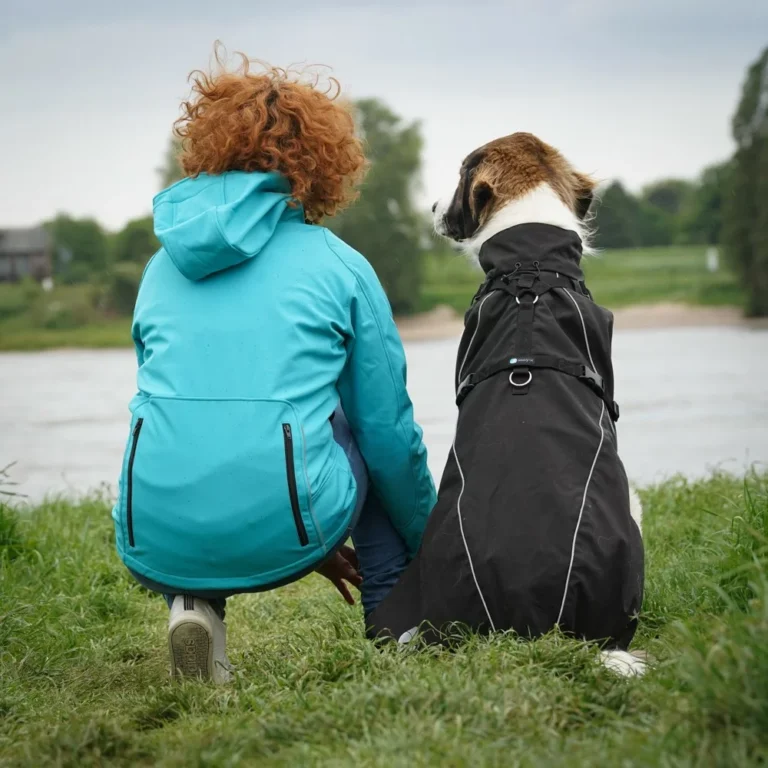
[593,44,768,319]
[593,168,727,250]
[42,45,768,316]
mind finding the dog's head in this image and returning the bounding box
[432,132,596,255]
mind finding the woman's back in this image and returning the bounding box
[116,169,435,592]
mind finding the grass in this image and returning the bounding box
[0,245,744,352]
[1,472,767,766]
[0,320,132,352]
[418,245,743,315]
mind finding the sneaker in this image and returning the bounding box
[168,595,232,684]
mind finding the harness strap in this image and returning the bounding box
[513,274,537,396]
[473,272,587,304]
[462,269,617,419]
[456,354,620,421]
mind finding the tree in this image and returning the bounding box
[723,46,768,316]
[46,214,109,280]
[678,161,732,245]
[159,137,185,189]
[104,262,145,316]
[638,200,677,247]
[112,216,159,265]
[327,99,426,314]
[641,178,696,245]
[594,178,716,249]
[641,179,695,217]
[592,182,645,249]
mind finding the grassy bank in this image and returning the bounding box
[1,472,767,766]
[419,244,743,315]
[0,245,744,352]
[0,282,131,352]
[0,320,132,352]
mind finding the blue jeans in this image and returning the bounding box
[130,407,409,619]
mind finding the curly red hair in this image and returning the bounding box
[174,49,367,223]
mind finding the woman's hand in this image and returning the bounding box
[316,545,362,605]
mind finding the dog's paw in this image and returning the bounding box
[599,649,647,677]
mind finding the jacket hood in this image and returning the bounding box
[153,171,302,281]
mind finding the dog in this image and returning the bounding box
[368,133,646,676]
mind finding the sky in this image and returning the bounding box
[2,0,766,231]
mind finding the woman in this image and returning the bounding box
[113,51,436,682]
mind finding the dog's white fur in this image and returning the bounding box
[433,182,595,267]
[433,177,646,677]
[600,649,647,677]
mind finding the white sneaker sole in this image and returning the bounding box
[169,619,214,680]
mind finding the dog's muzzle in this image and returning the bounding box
[432,198,449,237]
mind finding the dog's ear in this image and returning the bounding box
[572,172,595,220]
[443,153,487,241]
[471,181,494,225]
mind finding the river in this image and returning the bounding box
[1,326,767,502]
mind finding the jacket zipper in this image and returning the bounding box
[126,417,144,547]
[283,423,309,546]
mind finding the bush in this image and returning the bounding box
[59,262,96,285]
[104,262,144,316]
[112,216,159,265]
[0,277,45,323]
[39,296,97,329]
[0,284,32,321]
[19,276,43,304]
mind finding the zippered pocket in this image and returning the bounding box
[119,398,320,580]
[126,417,144,547]
[283,423,309,546]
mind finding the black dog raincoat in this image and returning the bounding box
[368,224,644,648]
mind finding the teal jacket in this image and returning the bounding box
[113,171,436,591]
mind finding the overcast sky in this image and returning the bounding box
[2,0,766,230]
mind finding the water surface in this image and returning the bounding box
[1,326,766,501]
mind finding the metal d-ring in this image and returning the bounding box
[509,370,533,387]
[515,294,539,305]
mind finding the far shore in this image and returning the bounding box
[0,302,765,354]
[395,302,768,342]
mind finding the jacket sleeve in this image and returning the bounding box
[131,318,145,367]
[131,253,157,369]
[336,259,437,556]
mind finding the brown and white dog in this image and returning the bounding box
[429,132,646,675]
[433,131,642,528]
